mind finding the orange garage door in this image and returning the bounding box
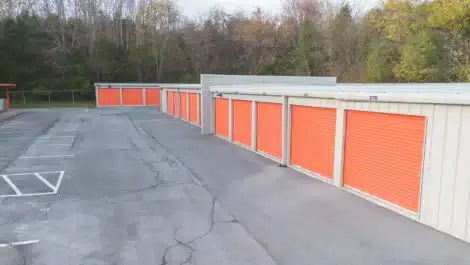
[343,110,425,212]
[189,93,198,124]
[257,102,282,159]
[98,88,121,106]
[181,92,188,120]
[232,100,252,147]
[290,106,336,179]
[146,89,161,106]
[167,91,174,115]
[215,98,229,138]
[122,88,143,106]
[173,92,179,117]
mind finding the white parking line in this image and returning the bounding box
[19,154,74,159]
[1,136,75,140]
[34,173,56,192]
[29,144,70,147]
[54,171,65,192]
[0,192,56,198]
[1,175,22,195]
[0,171,65,198]
[0,154,75,160]
[37,136,76,139]
[0,240,39,248]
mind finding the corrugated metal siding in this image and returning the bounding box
[419,105,470,241]
[343,110,425,213]
[232,100,252,147]
[290,105,336,179]
[181,92,188,120]
[189,93,198,124]
[215,98,229,138]
[256,102,282,159]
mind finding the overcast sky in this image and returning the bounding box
[176,0,383,18]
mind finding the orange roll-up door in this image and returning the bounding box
[173,92,179,117]
[146,89,161,106]
[233,100,252,147]
[215,98,229,138]
[343,110,425,212]
[167,91,174,115]
[290,106,336,179]
[98,88,121,106]
[189,93,198,124]
[122,88,143,106]
[256,102,282,159]
[181,92,188,120]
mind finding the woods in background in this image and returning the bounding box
[0,0,469,90]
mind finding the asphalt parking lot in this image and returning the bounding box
[1,107,470,265]
[0,108,276,265]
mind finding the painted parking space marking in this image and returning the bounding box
[18,154,75,159]
[2,175,22,195]
[0,171,65,198]
[34,173,56,192]
[0,136,75,140]
[0,240,39,248]
[0,155,75,160]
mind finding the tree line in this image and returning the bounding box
[0,0,469,91]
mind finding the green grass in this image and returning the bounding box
[11,101,96,109]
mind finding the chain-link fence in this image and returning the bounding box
[8,90,95,108]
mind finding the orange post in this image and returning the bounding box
[0,84,16,109]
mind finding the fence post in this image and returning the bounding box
[48,91,51,104]
[22,92,26,104]
[72,91,75,104]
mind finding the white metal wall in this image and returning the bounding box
[161,88,201,127]
[205,90,470,243]
[120,78,470,244]
[340,101,470,242]
[420,105,470,242]
[200,74,337,135]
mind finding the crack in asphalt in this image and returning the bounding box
[160,198,216,265]
[128,114,283,265]
[1,112,254,265]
